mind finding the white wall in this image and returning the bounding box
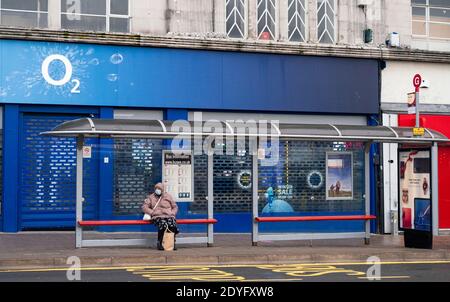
[382,61,450,105]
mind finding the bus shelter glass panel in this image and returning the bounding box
[258,140,366,233]
[190,139,253,214]
[105,138,208,232]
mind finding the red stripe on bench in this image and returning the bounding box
[255,215,376,222]
[78,219,217,227]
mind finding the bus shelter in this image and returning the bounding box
[42,118,448,248]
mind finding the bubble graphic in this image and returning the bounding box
[86,48,94,56]
[110,53,123,65]
[107,74,118,82]
[89,58,100,65]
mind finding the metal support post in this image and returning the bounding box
[252,138,259,246]
[364,142,372,245]
[207,149,214,247]
[76,135,84,248]
[432,142,439,236]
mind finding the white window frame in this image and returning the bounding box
[0,0,49,28]
[287,0,308,42]
[225,0,248,39]
[256,0,278,40]
[412,0,450,40]
[316,0,337,44]
[60,0,131,33]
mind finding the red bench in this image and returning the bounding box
[255,215,376,223]
[253,215,376,246]
[79,218,217,226]
[76,218,217,248]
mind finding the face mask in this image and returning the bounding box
[155,189,162,196]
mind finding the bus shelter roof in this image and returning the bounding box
[41,118,449,144]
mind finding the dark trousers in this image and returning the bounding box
[157,228,177,244]
[157,229,165,244]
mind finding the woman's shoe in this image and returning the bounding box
[157,242,164,250]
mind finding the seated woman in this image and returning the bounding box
[142,183,179,250]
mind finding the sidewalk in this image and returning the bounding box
[1,232,450,269]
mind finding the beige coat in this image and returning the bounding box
[142,192,178,219]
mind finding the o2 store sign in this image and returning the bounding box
[41,54,80,94]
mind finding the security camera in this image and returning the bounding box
[420,79,430,88]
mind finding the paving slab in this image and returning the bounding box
[1,232,450,269]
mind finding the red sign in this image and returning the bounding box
[413,74,422,89]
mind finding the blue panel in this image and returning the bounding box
[3,105,19,232]
[18,113,99,229]
[0,40,379,114]
[99,107,114,221]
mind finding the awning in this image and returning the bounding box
[41,118,449,144]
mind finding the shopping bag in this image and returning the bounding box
[162,228,175,251]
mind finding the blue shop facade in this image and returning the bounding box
[0,39,381,233]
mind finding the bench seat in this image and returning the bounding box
[255,215,376,222]
[78,218,217,227]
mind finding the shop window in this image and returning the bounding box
[61,0,130,33]
[257,0,277,40]
[113,138,209,216]
[288,0,307,42]
[113,138,162,215]
[190,140,253,214]
[226,0,247,38]
[0,0,48,28]
[317,0,336,44]
[412,0,450,39]
[258,141,365,214]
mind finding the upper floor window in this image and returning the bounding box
[317,0,336,44]
[226,0,247,38]
[0,0,48,28]
[412,0,450,39]
[61,0,129,33]
[288,0,307,42]
[257,0,277,40]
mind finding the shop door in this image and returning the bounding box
[19,113,99,229]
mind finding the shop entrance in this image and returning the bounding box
[19,113,99,229]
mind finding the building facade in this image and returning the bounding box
[381,0,450,234]
[0,0,449,234]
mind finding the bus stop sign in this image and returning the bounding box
[413,74,422,90]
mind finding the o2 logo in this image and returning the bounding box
[41,54,80,94]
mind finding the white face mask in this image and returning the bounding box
[155,189,162,196]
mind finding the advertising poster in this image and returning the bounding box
[326,152,353,200]
[162,150,194,202]
[398,149,431,231]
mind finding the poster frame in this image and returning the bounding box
[325,151,354,201]
[397,147,432,233]
[162,149,195,202]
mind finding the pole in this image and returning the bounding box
[415,87,420,128]
[364,142,372,244]
[432,142,439,236]
[76,135,84,248]
[207,148,214,247]
[252,138,259,246]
